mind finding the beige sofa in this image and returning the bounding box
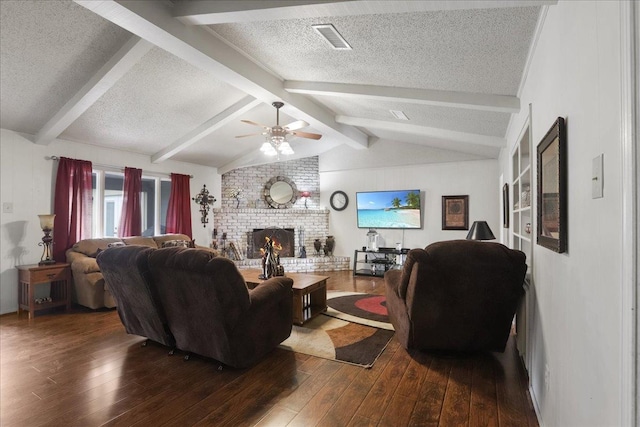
[66,234,210,309]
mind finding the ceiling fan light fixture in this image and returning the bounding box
[260,142,273,152]
[278,141,294,155]
[264,144,278,156]
[237,101,320,158]
[312,24,352,50]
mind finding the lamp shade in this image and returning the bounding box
[301,191,311,198]
[38,214,55,230]
[466,221,495,240]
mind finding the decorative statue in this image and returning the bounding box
[259,237,283,279]
[325,236,335,256]
[225,188,243,208]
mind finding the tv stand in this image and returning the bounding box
[353,249,407,277]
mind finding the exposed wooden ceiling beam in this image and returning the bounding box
[174,0,558,25]
[284,81,520,113]
[74,0,368,151]
[151,96,262,163]
[335,115,505,148]
[33,36,152,145]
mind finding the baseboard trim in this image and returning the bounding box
[530,385,545,427]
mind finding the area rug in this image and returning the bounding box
[325,291,394,331]
[279,314,394,368]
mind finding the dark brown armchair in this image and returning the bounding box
[384,240,526,353]
[96,245,175,349]
[148,247,293,368]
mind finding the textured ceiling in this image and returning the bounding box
[210,7,540,95]
[0,1,546,172]
[61,46,248,155]
[0,0,131,134]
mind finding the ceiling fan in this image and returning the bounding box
[236,102,322,156]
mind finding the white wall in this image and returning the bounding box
[319,159,500,257]
[0,129,220,315]
[499,1,626,426]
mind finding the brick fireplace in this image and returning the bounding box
[216,157,349,273]
[212,207,349,273]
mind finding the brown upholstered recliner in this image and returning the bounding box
[148,247,294,368]
[96,245,175,349]
[384,240,526,353]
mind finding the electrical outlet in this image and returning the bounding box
[2,202,13,213]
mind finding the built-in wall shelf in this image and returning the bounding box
[511,123,532,263]
[511,107,533,378]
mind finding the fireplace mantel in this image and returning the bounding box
[213,208,329,215]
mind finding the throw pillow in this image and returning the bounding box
[107,242,126,248]
[161,239,191,248]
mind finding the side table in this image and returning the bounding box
[16,263,71,318]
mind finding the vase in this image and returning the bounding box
[325,236,335,256]
[313,239,321,255]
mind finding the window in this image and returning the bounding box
[91,170,170,238]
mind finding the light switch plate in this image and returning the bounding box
[592,154,604,199]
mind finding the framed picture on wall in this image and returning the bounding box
[503,183,509,228]
[442,195,469,230]
[537,116,567,253]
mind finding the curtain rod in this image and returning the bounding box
[48,156,193,178]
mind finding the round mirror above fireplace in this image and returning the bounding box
[264,176,298,209]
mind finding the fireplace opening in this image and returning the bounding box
[251,228,295,259]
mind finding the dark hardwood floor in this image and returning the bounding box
[1,271,538,426]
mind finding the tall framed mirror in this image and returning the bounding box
[263,176,298,209]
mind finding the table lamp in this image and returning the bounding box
[300,191,311,209]
[466,221,496,240]
[38,214,56,265]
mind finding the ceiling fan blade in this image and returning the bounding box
[284,120,309,131]
[235,132,264,138]
[291,130,322,140]
[241,119,270,129]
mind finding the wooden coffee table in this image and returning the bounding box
[240,269,329,325]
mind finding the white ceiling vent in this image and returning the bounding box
[390,110,410,121]
[312,24,352,50]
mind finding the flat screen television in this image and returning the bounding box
[356,189,422,229]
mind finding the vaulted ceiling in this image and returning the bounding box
[0,1,554,173]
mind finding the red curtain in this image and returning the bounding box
[118,167,142,237]
[53,157,93,262]
[166,173,192,237]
